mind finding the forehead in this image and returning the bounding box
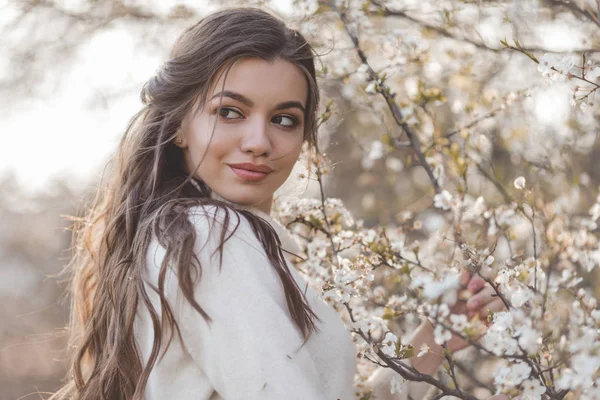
[208,57,308,106]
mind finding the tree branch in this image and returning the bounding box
[368,0,600,54]
[544,0,600,29]
[325,0,441,193]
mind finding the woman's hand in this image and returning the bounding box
[445,270,506,353]
[406,270,507,375]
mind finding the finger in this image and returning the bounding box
[459,268,471,286]
[467,275,486,293]
[466,285,496,310]
[487,395,510,400]
[479,298,505,320]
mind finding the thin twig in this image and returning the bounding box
[326,0,441,193]
[474,161,514,204]
[344,303,479,400]
[367,0,600,54]
[454,360,496,393]
[443,347,462,392]
[545,0,600,29]
[423,106,504,155]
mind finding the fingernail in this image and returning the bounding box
[461,273,470,285]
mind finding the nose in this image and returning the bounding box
[240,117,272,157]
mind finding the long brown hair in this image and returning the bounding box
[51,7,322,400]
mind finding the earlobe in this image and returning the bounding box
[174,128,187,148]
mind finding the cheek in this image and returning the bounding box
[188,126,231,163]
[276,134,304,159]
[276,147,303,177]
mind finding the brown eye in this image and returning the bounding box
[216,107,243,119]
[273,115,299,128]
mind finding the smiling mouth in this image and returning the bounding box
[229,166,271,182]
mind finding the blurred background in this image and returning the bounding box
[1,0,599,398]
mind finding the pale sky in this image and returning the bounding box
[0,0,296,194]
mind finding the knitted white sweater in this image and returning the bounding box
[134,203,430,400]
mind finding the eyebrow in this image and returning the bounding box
[210,90,306,114]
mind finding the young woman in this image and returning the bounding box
[51,7,507,400]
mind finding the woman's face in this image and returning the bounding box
[178,57,308,214]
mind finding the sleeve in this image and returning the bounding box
[366,364,433,400]
[152,205,328,400]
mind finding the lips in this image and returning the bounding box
[228,163,273,182]
[228,163,274,173]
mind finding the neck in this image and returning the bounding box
[253,196,273,215]
[209,190,273,215]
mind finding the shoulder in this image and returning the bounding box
[144,205,273,296]
[185,204,266,258]
[187,203,238,224]
[186,204,255,238]
[146,205,259,269]
[187,204,303,257]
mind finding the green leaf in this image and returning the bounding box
[513,39,521,49]
[309,215,323,230]
[394,337,403,356]
[399,345,415,359]
[400,262,412,275]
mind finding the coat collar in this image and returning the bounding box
[208,190,302,256]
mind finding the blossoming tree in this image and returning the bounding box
[3,0,600,398]
[269,0,600,399]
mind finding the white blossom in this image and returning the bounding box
[515,325,541,354]
[425,303,451,321]
[590,203,600,221]
[433,324,452,345]
[390,376,405,394]
[537,54,554,75]
[352,315,388,335]
[422,274,461,301]
[362,140,385,170]
[510,286,534,308]
[275,168,598,398]
[380,331,398,357]
[417,343,430,357]
[464,195,487,221]
[509,362,533,385]
[566,354,600,390]
[521,378,546,399]
[365,81,377,94]
[450,314,469,332]
[385,156,404,172]
[586,67,600,82]
[484,329,519,356]
[537,53,575,80]
[434,190,453,210]
[582,385,600,400]
[357,63,369,74]
[494,365,510,386]
[323,288,350,304]
[514,176,526,190]
[556,369,577,391]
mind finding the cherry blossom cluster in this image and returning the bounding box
[274,181,600,398]
[269,1,600,398]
